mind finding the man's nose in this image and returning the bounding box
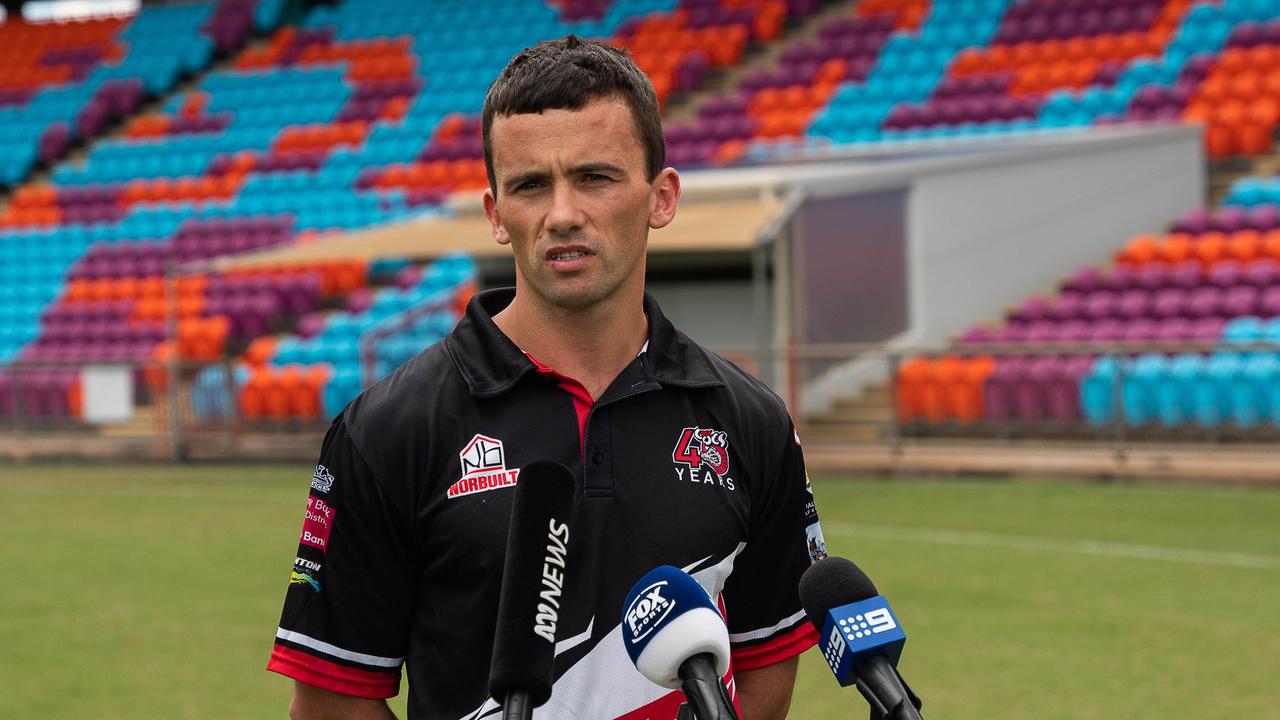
[545,183,584,234]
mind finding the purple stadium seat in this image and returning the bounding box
[1122,318,1160,342]
[992,323,1027,343]
[1054,320,1091,343]
[960,326,995,344]
[1024,321,1059,344]
[345,289,373,315]
[1063,266,1104,293]
[1116,289,1150,319]
[1155,317,1193,342]
[1191,317,1226,341]
[983,357,1025,421]
[1168,261,1203,289]
[1088,319,1126,341]
[1011,296,1051,323]
[296,313,327,340]
[1259,287,1280,316]
[1084,291,1119,320]
[1248,205,1280,231]
[1224,285,1260,317]
[1187,286,1224,318]
[1173,208,1212,235]
[1208,260,1245,288]
[1215,207,1249,234]
[1049,355,1094,422]
[1135,263,1170,291]
[1152,287,1189,318]
[1245,259,1279,287]
[1103,265,1136,292]
[1015,356,1057,421]
[1049,292,1085,320]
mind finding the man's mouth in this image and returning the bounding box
[546,246,591,262]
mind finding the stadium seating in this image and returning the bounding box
[0,1,281,190]
[897,162,1280,435]
[12,0,1280,433]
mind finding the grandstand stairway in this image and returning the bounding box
[799,380,892,442]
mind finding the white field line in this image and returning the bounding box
[824,522,1280,571]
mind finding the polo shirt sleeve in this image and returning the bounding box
[721,422,822,671]
[266,416,417,699]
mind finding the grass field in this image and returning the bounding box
[1,463,1277,719]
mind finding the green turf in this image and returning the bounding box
[1,464,1277,719]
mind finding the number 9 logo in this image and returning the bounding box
[865,608,897,634]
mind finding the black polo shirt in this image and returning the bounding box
[268,288,825,720]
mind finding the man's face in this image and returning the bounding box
[483,96,678,312]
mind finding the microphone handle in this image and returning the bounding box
[502,691,533,720]
[854,655,923,720]
[677,653,740,720]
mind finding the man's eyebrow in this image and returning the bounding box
[571,162,626,176]
[503,170,550,191]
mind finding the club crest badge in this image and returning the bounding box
[311,464,335,493]
[671,426,735,490]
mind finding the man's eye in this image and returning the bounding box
[583,173,610,183]
[515,181,543,192]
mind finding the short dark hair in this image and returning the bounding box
[482,34,665,194]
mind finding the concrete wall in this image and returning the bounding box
[904,127,1203,346]
[786,125,1204,411]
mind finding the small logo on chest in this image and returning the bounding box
[671,426,736,491]
[448,434,521,499]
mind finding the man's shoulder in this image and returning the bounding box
[676,332,792,430]
[341,340,462,446]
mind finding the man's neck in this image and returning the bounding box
[492,290,648,401]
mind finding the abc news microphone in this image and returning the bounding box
[620,566,740,720]
[799,556,923,720]
[487,461,576,720]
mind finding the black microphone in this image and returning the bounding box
[798,557,923,720]
[488,460,576,720]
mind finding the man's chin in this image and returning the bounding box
[536,283,611,311]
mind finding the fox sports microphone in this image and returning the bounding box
[799,557,923,720]
[487,460,576,720]
[620,566,739,720]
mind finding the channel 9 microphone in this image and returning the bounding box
[798,556,923,720]
[620,566,740,720]
[487,460,576,720]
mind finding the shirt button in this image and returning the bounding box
[591,449,604,466]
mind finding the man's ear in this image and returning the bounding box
[483,187,510,245]
[649,167,681,230]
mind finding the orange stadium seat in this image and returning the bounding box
[1158,233,1194,264]
[895,357,929,422]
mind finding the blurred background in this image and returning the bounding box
[0,0,1277,718]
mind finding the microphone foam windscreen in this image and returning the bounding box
[620,565,730,689]
[488,460,576,707]
[798,556,879,631]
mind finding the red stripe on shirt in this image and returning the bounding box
[730,622,819,671]
[526,353,593,453]
[267,644,400,699]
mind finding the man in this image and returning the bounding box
[269,35,826,720]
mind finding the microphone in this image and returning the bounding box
[798,557,923,720]
[488,460,576,720]
[620,565,739,720]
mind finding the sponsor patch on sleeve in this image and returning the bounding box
[805,521,828,564]
[290,557,323,592]
[300,496,335,551]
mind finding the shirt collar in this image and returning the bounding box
[445,287,725,398]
